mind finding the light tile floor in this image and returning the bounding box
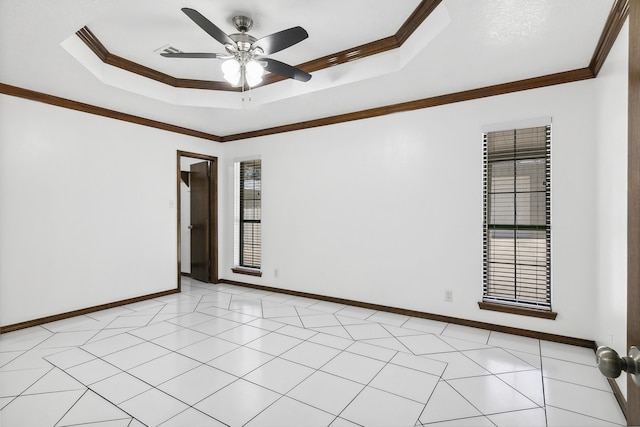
[0,278,627,426]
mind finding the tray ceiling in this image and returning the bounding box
[0,0,617,136]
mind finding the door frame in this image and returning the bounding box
[627,0,639,424]
[177,151,219,290]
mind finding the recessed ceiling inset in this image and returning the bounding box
[60,0,449,110]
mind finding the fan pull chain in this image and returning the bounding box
[239,72,252,103]
[240,80,253,103]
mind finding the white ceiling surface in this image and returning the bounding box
[0,0,614,137]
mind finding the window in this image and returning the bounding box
[233,159,262,273]
[483,126,551,311]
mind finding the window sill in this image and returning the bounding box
[478,301,558,320]
[231,267,262,277]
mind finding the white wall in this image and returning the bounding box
[594,21,629,397]
[0,95,222,326]
[221,79,600,340]
[1,40,627,345]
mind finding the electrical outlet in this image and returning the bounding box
[444,290,453,302]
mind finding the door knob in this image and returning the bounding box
[188,225,193,229]
[596,345,640,387]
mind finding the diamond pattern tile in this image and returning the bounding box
[0,278,626,426]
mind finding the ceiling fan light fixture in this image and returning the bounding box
[221,58,241,86]
[170,8,311,90]
[245,60,265,87]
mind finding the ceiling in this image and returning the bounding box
[0,0,616,137]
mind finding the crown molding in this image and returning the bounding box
[76,26,236,91]
[222,68,594,141]
[0,82,224,142]
[0,67,594,143]
[590,0,630,76]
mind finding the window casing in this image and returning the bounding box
[483,126,551,310]
[234,159,261,270]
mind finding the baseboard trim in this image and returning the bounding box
[607,377,628,420]
[0,288,179,333]
[219,279,596,349]
[0,277,598,349]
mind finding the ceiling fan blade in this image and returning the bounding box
[264,58,311,82]
[160,52,224,58]
[252,26,308,55]
[181,8,236,47]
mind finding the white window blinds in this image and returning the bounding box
[483,126,551,309]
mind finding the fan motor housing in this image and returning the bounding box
[229,16,257,53]
[229,33,257,52]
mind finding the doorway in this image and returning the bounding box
[177,151,218,289]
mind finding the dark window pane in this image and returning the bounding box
[239,160,262,268]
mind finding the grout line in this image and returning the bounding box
[540,375,618,394]
[493,371,544,409]
[440,322,451,336]
[331,357,388,423]
[414,379,440,426]
[544,404,625,426]
[8,364,55,399]
[539,353,602,368]
[501,348,542,370]
[292,306,307,329]
[259,298,266,324]
[0,350,28,369]
[53,387,89,427]
[442,377,492,423]
[399,316,411,329]
[377,324,417,354]
[537,339,550,427]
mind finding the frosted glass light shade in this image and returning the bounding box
[245,60,264,87]
[222,59,241,86]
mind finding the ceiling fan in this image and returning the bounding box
[161,8,312,87]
